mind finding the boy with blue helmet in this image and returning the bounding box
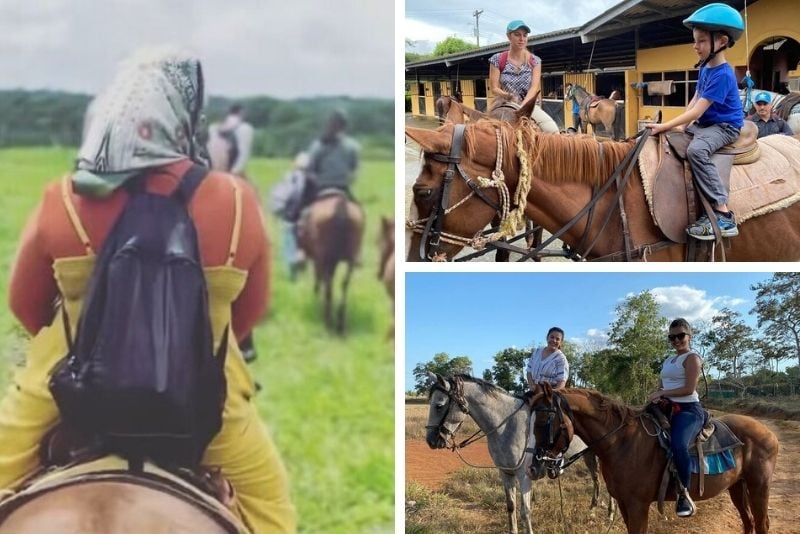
[647,3,745,240]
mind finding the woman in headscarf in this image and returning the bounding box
[0,47,294,532]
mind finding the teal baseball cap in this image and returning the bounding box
[753,91,772,104]
[507,20,531,33]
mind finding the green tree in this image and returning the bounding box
[601,291,668,403]
[411,352,473,394]
[485,346,529,393]
[750,272,800,369]
[432,36,477,57]
[705,308,758,396]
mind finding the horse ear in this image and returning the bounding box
[515,99,537,123]
[461,106,488,123]
[406,127,450,154]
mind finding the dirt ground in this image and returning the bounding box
[406,415,800,533]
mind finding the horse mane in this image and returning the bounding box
[515,120,635,187]
[463,119,517,169]
[565,388,642,427]
[452,374,511,399]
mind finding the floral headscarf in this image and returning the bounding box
[74,47,206,196]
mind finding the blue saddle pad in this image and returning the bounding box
[690,449,736,475]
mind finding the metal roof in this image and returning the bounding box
[406,0,758,78]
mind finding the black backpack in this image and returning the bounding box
[50,165,228,467]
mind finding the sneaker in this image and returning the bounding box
[686,211,739,240]
[676,494,696,517]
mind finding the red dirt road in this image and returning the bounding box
[406,416,800,533]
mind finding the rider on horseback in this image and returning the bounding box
[646,3,745,240]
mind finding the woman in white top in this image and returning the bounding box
[526,327,569,391]
[648,318,704,518]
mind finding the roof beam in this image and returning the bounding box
[581,7,697,43]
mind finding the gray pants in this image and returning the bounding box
[685,122,740,207]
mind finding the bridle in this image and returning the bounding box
[531,393,575,479]
[408,124,506,261]
[425,376,470,445]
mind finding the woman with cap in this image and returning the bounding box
[746,91,794,137]
[488,20,559,132]
[0,47,295,532]
[647,318,704,518]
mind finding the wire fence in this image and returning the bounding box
[706,381,800,399]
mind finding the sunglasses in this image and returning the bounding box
[667,332,688,342]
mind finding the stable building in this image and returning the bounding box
[405,0,800,138]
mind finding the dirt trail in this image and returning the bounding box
[406,415,800,533]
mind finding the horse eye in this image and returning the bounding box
[414,186,433,201]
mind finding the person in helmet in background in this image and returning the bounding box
[646,3,744,241]
[746,91,794,138]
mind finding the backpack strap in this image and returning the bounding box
[226,176,242,267]
[498,51,508,72]
[172,164,209,204]
[60,176,95,256]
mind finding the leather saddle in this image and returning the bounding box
[650,121,759,244]
[645,402,743,513]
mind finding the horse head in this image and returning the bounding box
[425,372,470,449]
[527,383,575,480]
[405,121,514,261]
[488,95,538,124]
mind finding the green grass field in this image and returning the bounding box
[0,147,395,533]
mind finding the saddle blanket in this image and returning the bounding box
[640,133,800,225]
[690,449,736,475]
[689,419,742,475]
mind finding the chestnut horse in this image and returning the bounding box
[0,475,244,533]
[527,384,779,534]
[298,193,364,333]
[569,85,619,139]
[405,120,800,261]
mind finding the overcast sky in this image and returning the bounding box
[406,0,620,52]
[0,0,393,99]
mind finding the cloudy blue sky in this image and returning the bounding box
[0,0,394,99]
[405,272,780,389]
[406,0,621,53]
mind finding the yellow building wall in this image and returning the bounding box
[409,83,420,115]
[423,82,434,117]
[460,80,476,109]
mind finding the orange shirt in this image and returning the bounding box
[9,159,270,340]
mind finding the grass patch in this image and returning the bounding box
[0,147,395,533]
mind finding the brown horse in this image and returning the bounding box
[527,384,779,534]
[569,85,619,139]
[0,472,245,533]
[298,193,364,333]
[405,120,800,261]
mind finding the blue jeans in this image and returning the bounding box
[685,122,740,207]
[670,401,705,491]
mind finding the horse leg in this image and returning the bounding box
[727,479,754,533]
[336,262,354,335]
[501,473,519,534]
[619,500,650,534]
[517,469,534,534]
[323,275,334,331]
[491,215,510,262]
[582,453,600,508]
[744,471,772,534]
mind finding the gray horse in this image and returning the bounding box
[425,373,612,534]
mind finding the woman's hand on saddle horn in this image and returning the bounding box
[647,389,665,403]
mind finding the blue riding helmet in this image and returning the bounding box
[753,91,772,104]
[683,3,744,46]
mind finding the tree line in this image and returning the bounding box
[410,273,800,402]
[0,90,392,159]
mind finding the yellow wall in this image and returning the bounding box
[460,80,476,109]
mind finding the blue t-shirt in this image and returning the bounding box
[696,63,743,128]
